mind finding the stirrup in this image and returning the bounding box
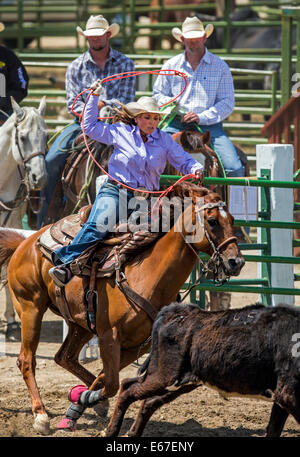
[49,265,73,287]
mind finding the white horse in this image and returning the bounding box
[0,97,48,335]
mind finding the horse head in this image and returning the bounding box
[10,96,48,190]
[173,183,245,281]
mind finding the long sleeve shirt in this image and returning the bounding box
[0,46,29,113]
[153,48,235,126]
[66,48,136,115]
[83,95,203,191]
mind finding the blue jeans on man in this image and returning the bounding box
[163,118,245,177]
[37,120,82,228]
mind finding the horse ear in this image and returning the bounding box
[11,96,25,122]
[38,96,47,116]
[202,130,211,145]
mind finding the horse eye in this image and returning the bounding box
[207,217,218,228]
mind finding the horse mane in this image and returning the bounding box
[127,182,212,266]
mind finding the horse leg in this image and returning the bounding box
[16,305,50,435]
[54,322,96,386]
[89,326,121,398]
[62,339,152,430]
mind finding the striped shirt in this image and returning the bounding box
[83,95,202,191]
[66,48,136,115]
[153,48,235,126]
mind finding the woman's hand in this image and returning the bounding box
[90,79,102,96]
[195,169,204,185]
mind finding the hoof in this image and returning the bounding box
[33,413,50,435]
[68,384,87,404]
[57,418,77,431]
[93,398,109,418]
[98,428,107,437]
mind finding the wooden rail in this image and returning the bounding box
[261,90,300,176]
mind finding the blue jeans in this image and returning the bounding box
[37,120,82,228]
[163,118,245,177]
[53,182,134,265]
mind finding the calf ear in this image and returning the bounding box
[38,96,47,116]
[11,96,25,122]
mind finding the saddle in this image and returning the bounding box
[38,205,161,331]
[38,205,161,279]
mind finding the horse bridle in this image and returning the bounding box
[0,119,46,220]
[180,200,238,301]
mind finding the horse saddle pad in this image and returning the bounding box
[37,205,161,278]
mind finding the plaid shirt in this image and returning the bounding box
[153,48,235,126]
[66,48,136,115]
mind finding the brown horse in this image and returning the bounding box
[0,182,244,435]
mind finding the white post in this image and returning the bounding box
[256,144,294,306]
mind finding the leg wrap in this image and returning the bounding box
[65,402,85,421]
[79,389,104,408]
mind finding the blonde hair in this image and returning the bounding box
[113,104,137,126]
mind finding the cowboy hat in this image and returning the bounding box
[172,16,214,42]
[76,15,119,38]
[126,96,162,116]
[0,23,5,32]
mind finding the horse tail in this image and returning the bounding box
[0,228,26,269]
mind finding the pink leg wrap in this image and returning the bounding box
[68,384,88,404]
[57,418,77,431]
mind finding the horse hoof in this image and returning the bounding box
[33,413,50,435]
[98,428,107,437]
[57,418,77,431]
[93,398,109,418]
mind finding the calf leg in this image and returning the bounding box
[266,403,289,437]
[105,374,196,437]
[127,384,198,437]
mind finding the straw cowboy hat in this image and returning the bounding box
[76,15,120,38]
[126,96,162,116]
[172,16,214,42]
[0,23,5,32]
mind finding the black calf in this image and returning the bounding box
[105,303,300,437]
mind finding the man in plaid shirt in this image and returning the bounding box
[153,17,244,177]
[37,15,136,228]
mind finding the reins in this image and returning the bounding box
[179,200,238,303]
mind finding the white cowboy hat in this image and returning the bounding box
[0,23,5,32]
[172,16,214,42]
[76,15,120,38]
[126,96,162,116]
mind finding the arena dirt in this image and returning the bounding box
[1,259,300,438]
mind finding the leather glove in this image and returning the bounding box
[195,169,204,185]
[90,79,102,96]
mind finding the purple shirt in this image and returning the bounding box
[83,96,203,191]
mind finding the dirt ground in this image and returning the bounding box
[1,259,300,439]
